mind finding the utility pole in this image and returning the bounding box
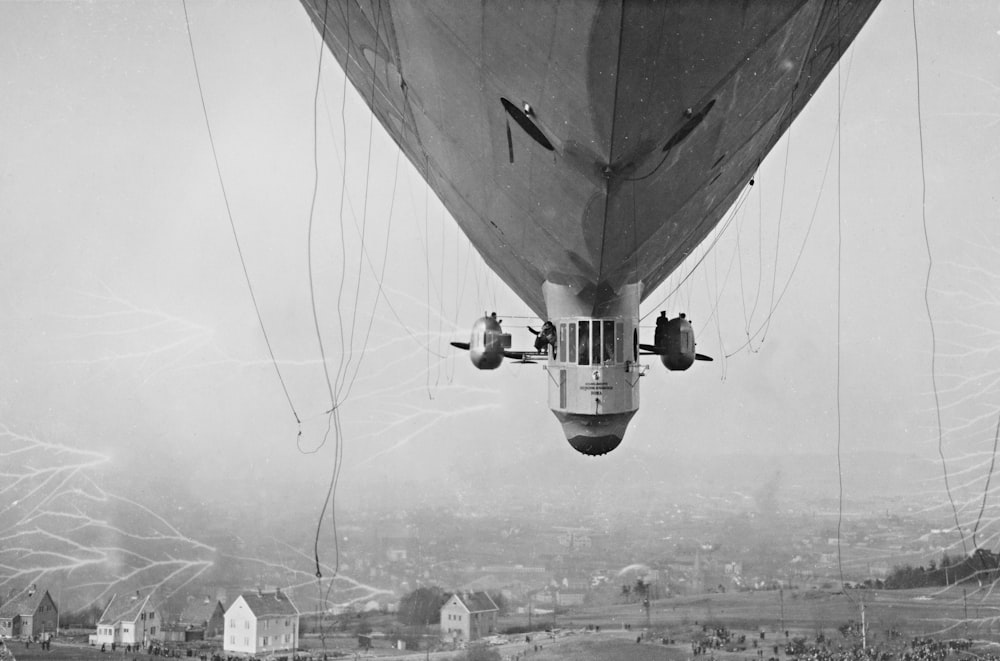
[963,588,969,637]
[860,596,867,651]
[779,588,785,634]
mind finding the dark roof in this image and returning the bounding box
[99,594,151,625]
[445,592,498,614]
[178,599,222,625]
[237,591,298,618]
[0,588,51,618]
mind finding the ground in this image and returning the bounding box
[4,641,134,661]
[8,589,1000,660]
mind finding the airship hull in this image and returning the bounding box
[301,0,880,316]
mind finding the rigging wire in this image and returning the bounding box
[746,163,766,339]
[833,4,851,599]
[424,172,434,400]
[723,47,858,360]
[640,182,754,321]
[973,414,1000,550]
[338,147,403,405]
[335,0,385,403]
[312,50,443,359]
[305,0,338,426]
[334,0,394,406]
[700,248,731,380]
[759,97,796,345]
[445,222,468,383]
[179,0,301,428]
[733,191,755,352]
[912,0,968,558]
[304,0,341,586]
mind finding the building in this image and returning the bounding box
[177,598,226,640]
[0,585,58,639]
[160,625,189,644]
[223,590,298,657]
[555,590,586,607]
[440,592,498,643]
[95,592,160,647]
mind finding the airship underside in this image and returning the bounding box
[302,0,881,454]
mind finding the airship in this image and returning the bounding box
[300,0,882,455]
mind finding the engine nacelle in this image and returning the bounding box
[654,311,696,371]
[468,315,511,370]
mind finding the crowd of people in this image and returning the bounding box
[781,633,976,661]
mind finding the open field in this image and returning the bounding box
[5,641,142,661]
[507,587,1000,642]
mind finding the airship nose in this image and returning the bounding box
[553,411,636,456]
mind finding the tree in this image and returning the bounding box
[398,586,445,626]
[634,578,648,598]
[487,591,509,616]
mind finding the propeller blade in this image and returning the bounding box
[695,353,714,362]
[639,343,667,355]
[450,342,470,351]
[503,349,545,361]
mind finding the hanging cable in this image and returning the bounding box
[734,192,755,352]
[180,0,302,429]
[312,46,443,359]
[834,2,851,598]
[747,163,765,337]
[725,47,858,359]
[912,0,968,557]
[973,414,1000,549]
[641,182,754,321]
[303,0,341,585]
[335,0,385,403]
[759,95,796,345]
[305,0,338,423]
[335,0,391,405]
[424,169,434,400]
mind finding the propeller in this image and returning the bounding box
[503,350,540,364]
[638,344,714,362]
[450,341,540,364]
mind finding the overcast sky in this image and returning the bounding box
[2,0,1000,538]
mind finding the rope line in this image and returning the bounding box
[912,0,968,556]
[973,414,1000,549]
[180,0,301,427]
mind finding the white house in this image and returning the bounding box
[0,585,58,639]
[440,592,498,643]
[223,590,298,656]
[95,592,159,647]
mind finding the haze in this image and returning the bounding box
[1,0,999,618]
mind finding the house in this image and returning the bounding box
[177,598,226,639]
[160,624,189,643]
[95,592,160,647]
[0,585,58,639]
[223,590,298,656]
[440,592,498,643]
